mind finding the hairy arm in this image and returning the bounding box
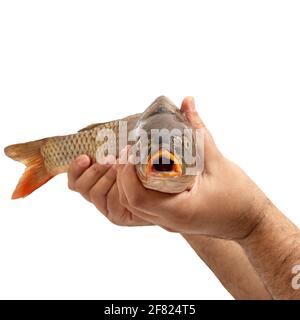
[67,156,271,300]
[182,234,271,299]
[238,203,300,299]
[116,97,300,300]
[68,97,300,300]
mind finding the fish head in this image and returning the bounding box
[131,96,202,193]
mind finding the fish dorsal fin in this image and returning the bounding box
[78,122,108,132]
[78,114,142,133]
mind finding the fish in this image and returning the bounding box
[4,96,201,199]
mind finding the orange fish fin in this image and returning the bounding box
[4,139,54,199]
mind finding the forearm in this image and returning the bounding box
[238,202,300,299]
[182,234,271,299]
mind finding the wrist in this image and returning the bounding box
[236,197,299,250]
[235,199,300,299]
[236,199,272,247]
[235,188,272,242]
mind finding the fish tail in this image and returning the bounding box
[4,139,54,199]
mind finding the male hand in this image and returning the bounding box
[67,153,151,226]
[116,97,269,239]
[68,97,268,240]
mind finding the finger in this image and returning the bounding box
[126,210,154,226]
[123,199,174,228]
[118,160,186,219]
[74,155,116,199]
[89,165,117,214]
[181,97,221,172]
[181,97,216,148]
[68,155,91,191]
[117,147,185,223]
[116,168,159,224]
[181,96,206,129]
[75,164,112,200]
[106,184,152,226]
[127,206,161,226]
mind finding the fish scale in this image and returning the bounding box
[41,122,121,174]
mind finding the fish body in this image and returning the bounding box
[4,96,200,199]
[42,114,140,175]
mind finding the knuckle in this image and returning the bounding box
[68,181,75,191]
[105,166,117,181]
[90,163,101,174]
[107,214,119,226]
[73,180,83,193]
[82,193,92,203]
[89,188,99,203]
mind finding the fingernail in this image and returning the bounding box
[128,154,135,164]
[189,97,195,111]
[77,155,90,168]
[103,154,116,165]
[119,146,129,164]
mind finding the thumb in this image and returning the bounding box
[180,97,222,172]
[181,96,206,129]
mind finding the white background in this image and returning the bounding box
[0,0,300,299]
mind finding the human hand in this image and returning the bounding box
[117,97,269,239]
[67,154,151,226]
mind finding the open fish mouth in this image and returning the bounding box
[146,149,182,177]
